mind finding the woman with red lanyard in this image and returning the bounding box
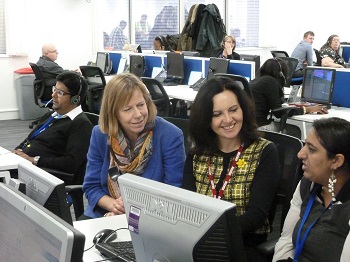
[182,76,280,262]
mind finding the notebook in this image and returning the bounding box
[288,67,336,109]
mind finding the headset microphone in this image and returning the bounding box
[70,76,83,105]
[45,98,53,107]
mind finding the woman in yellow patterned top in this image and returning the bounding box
[183,76,280,262]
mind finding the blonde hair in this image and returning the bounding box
[99,73,157,137]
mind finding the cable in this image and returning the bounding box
[84,227,129,252]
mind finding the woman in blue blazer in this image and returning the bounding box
[82,73,185,219]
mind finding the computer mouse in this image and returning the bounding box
[93,228,118,244]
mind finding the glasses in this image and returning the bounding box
[52,86,71,97]
[48,50,58,53]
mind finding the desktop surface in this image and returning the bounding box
[73,215,130,262]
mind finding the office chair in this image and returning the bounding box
[28,63,52,128]
[214,73,253,100]
[278,57,302,87]
[163,117,192,155]
[43,112,99,220]
[79,66,106,114]
[270,50,289,58]
[257,130,303,260]
[269,106,302,139]
[313,48,322,66]
[141,77,172,117]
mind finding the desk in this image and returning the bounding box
[163,85,197,102]
[290,106,350,138]
[0,146,28,171]
[73,215,131,262]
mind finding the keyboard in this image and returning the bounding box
[95,241,136,262]
[190,78,207,91]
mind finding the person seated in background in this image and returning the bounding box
[291,31,315,78]
[320,34,346,68]
[81,73,185,219]
[14,71,93,184]
[153,36,165,51]
[182,76,280,261]
[249,58,327,131]
[211,35,240,60]
[36,43,66,101]
[273,117,350,262]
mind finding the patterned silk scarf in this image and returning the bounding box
[107,123,153,199]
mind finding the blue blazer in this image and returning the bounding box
[83,116,185,218]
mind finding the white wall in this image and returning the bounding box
[1,0,349,120]
[0,0,95,120]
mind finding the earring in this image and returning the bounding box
[328,170,337,202]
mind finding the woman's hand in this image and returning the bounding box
[306,104,328,114]
[99,195,125,217]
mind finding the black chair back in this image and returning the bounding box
[214,73,253,100]
[278,57,299,87]
[313,48,322,66]
[270,50,289,58]
[29,62,49,107]
[79,66,106,113]
[141,77,171,117]
[257,130,303,258]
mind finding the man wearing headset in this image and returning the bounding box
[14,71,93,184]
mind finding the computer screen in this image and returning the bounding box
[0,183,85,262]
[301,67,336,106]
[207,57,230,80]
[119,173,246,262]
[129,54,145,78]
[13,161,72,225]
[240,54,260,73]
[166,52,185,81]
[96,52,110,74]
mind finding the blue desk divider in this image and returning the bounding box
[109,52,122,74]
[108,52,253,83]
[341,46,350,62]
[227,61,254,80]
[144,55,163,77]
[332,70,350,107]
[183,58,203,84]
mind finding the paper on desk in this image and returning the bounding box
[188,71,202,85]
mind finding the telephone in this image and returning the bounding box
[190,78,207,91]
[155,70,167,83]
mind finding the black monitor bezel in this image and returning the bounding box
[207,57,230,80]
[166,52,185,80]
[129,54,145,78]
[240,54,260,73]
[96,52,109,73]
[301,67,336,105]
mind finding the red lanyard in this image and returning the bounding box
[208,143,244,199]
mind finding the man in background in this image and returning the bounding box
[291,31,315,78]
[135,14,152,48]
[14,71,93,184]
[110,20,128,51]
[36,43,65,101]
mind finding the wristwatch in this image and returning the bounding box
[33,156,40,166]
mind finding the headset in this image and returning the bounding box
[274,58,286,83]
[70,75,83,105]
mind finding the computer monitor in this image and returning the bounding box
[129,54,145,78]
[166,52,185,82]
[0,183,85,262]
[207,57,230,80]
[12,161,72,225]
[301,67,336,107]
[240,54,260,73]
[118,173,246,262]
[96,52,110,74]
